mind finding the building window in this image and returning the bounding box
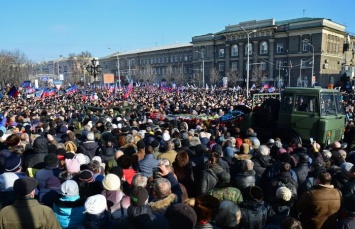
[231,62,238,71]
[184,55,188,61]
[231,45,238,57]
[219,48,225,57]
[276,60,283,70]
[277,43,284,53]
[245,43,252,55]
[219,63,225,72]
[260,41,268,54]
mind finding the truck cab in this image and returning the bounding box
[239,87,345,145]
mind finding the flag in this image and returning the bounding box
[21,81,31,88]
[82,91,88,100]
[206,83,209,90]
[268,87,276,93]
[7,86,19,98]
[123,80,134,99]
[263,83,270,89]
[90,93,96,100]
[35,89,44,98]
[26,87,36,93]
[251,84,256,89]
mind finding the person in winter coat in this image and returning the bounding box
[199,152,224,195]
[24,136,49,177]
[101,174,130,220]
[235,159,256,190]
[293,153,311,189]
[297,172,341,229]
[77,131,100,159]
[35,153,62,189]
[172,150,195,197]
[239,186,268,229]
[336,193,355,229]
[138,144,159,178]
[251,145,273,185]
[341,164,355,203]
[83,194,111,229]
[148,164,183,214]
[53,180,85,229]
[266,187,294,226]
[194,195,221,229]
[208,171,243,204]
[115,186,171,229]
[96,137,116,164]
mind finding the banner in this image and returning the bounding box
[103,73,114,84]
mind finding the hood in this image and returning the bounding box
[82,141,99,151]
[33,137,48,154]
[148,193,178,212]
[127,205,156,226]
[209,163,224,174]
[255,155,273,167]
[103,147,115,157]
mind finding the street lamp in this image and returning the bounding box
[308,43,315,86]
[116,53,122,90]
[240,26,256,98]
[86,58,102,82]
[196,51,205,87]
[127,59,134,82]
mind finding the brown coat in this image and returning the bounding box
[297,184,341,229]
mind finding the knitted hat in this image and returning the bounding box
[102,173,121,191]
[13,177,38,196]
[65,159,80,173]
[276,186,292,201]
[5,154,22,172]
[79,170,94,183]
[85,194,107,214]
[65,141,77,153]
[61,180,79,197]
[130,186,149,206]
[44,153,59,168]
[45,176,61,189]
[165,203,197,229]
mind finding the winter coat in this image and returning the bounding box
[265,172,298,203]
[78,141,100,159]
[293,162,310,187]
[297,184,342,229]
[115,205,171,229]
[252,154,273,183]
[239,200,268,229]
[0,198,61,229]
[235,170,256,190]
[53,195,86,229]
[83,210,111,229]
[138,154,159,178]
[25,137,49,177]
[266,199,292,226]
[335,212,355,229]
[199,163,224,195]
[157,149,177,164]
[101,189,130,220]
[341,178,355,203]
[148,193,179,214]
[35,167,62,189]
[97,147,115,164]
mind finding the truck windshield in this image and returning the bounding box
[320,92,345,116]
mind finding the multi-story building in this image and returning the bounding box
[39,17,351,88]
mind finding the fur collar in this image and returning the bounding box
[148,193,177,211]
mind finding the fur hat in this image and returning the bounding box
[61,180,79,197]
[85,194,107,214]
[130,186,149,206]
[102,174,121,191]
[166,203,197,229]
[5,154,22,172]
[65,159,80,173]
[13,177,38,196]
[276,186,292,201]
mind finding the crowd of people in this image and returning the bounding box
[0,85,354,229]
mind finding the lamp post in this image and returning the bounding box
[86,58,102,82]
[116,53,121,90]
[240,26,256,98]
[196,51,205,87]
[308,43,315,86]
[127,59,134,82]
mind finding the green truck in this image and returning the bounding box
[238,87,346,146]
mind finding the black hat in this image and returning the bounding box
[243,186,264,202]
[130,186,149,206]
[166,203,197,229]
[13,177,38,196]
[151,140,160,148]
[217,171,231,183]
[44,153,59,167]
[121,126,130,133]
[137,140,146,150]
[79,170,94,183]
[5,154,22,172]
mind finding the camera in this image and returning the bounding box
[152,167,161,179]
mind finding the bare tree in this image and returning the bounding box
[144,64,156,84]
[174,64,185,85]
[251,65,268,87]
[209,67,220,86]
[226,68,240,86]
[165,64,174,83]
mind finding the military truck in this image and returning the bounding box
[238,87,346,146]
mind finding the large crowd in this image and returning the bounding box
[0,85,355,229]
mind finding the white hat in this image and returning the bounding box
[74,153,90,165]
[92,156,102,164]
[61,180,79,197]
[162,132,171,141]
[276,187,292,201]
[84,194,107,214]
